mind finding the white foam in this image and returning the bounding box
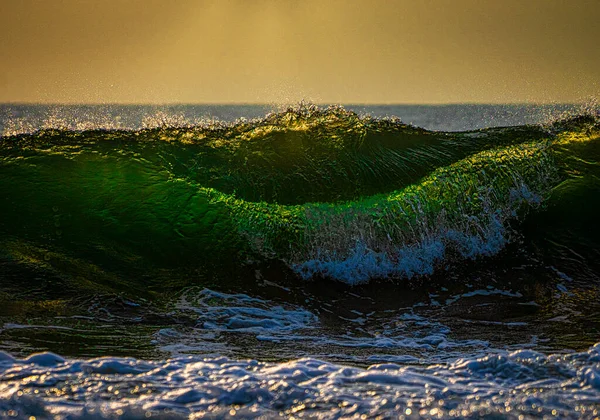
[293,184,544,284]
[175,288,317,334]
[155,289,489,359]
[284,147,554,284]
[2,344,600,419]
[444,288,523,305]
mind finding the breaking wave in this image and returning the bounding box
[0,104,599,288]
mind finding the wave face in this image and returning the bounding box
[0,105,599,290]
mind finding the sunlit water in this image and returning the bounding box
[0,103,583,135]
[1,103,599,419]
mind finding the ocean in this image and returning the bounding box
[0,103,599,419]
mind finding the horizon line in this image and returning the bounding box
[0,101,585,107]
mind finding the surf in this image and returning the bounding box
[0,105,598,294]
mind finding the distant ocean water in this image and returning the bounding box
[0,103,584,134]
[1,102,599,419]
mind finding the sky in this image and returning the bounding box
[1,0,598,104]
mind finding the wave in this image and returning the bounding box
[0,104,599,290]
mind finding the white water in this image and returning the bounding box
[153,289,492,363]
[1,343,599,419]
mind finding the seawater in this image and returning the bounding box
[0,103,583,134]
[0,103,599,419]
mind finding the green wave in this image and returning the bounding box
[0,105,598,290]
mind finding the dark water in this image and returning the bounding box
[0,103,599,419]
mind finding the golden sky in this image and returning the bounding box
[1,0,598,104]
